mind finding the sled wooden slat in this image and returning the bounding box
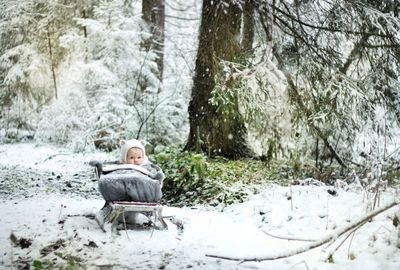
[112,201,159,206]
[109,201,168,230]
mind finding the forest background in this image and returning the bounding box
[1,1,400,268]
[1,0,400,206]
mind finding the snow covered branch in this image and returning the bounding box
[206,199,399,262]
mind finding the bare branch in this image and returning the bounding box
[268,3,393,38]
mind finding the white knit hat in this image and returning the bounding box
[120,139,148,164]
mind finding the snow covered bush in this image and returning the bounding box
[0,44,53,142]
[35,90,91,151]
[0,0,81,142]
[0,100,38,142]
[0,0,195,149]
[68,0,167,148]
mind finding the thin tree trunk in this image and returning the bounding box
[315,138,319,169]
[82,10,88,38]
[47,24,58,100]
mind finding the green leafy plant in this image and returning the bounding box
[152,147,293,207]
[32,259,80,270]
[32,253,81,270]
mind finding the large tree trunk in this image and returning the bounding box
[186,0,253,159]
[242,0,255,54]
[142,0,165,83]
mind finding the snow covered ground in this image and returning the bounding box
[0,143,399,269]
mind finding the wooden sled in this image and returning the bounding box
[95,201,168,232]
[90,161,168,232]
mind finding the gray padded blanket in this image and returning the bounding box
[98,169,162,203]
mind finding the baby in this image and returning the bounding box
[98,139,164,202]
[118,139,164,182]
[121,139,148,165]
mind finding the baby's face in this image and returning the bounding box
[126,147,144,165]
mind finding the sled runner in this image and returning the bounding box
[90,160,168,232]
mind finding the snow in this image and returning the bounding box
[1,143,399,269]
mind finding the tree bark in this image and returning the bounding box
[186,0,253,159]
[142,0,165,83]
[242,0,255,55]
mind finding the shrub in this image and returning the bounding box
[152,146,284,207]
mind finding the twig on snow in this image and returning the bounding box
[39,153,71,163]
[263,230,316,242]
[322,222,365,262]
[347,226,357,260]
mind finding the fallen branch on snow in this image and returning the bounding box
[206,199,399,262]
[262,231,316,242]
[39,153,72,163]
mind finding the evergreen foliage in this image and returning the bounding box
[253,0,400,165]
[0,0,399,172]
[153,146,296,206]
